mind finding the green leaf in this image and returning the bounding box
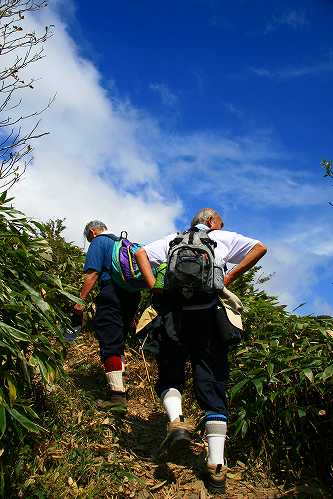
[6,268,19,279]
[57,289,84,305]
[298,408,306,418]
[233,416,245,435]
[0,406,6,438]
[0,191,7,203]
[7,407,44,433]
[0,340,17,355]
[19,281,50,313]
[17,353,31,384]
[241,420,249,438]
[254,339,270,345]
[267,363,274,378]
[230,379,248,400]
[0,322,30,341]
[269,392,278,402]
[316,364,333,381]
[303,368,314,383]
[49,275,62,288]
[293,303,306,313]
[40,251,53,262]
[4,375,17,406]
[322,364,333,381]
[252,377,264,396]
[235,348,249,356]
[285,355,301,363]
[30,220,46,232]
[30,354,56,384]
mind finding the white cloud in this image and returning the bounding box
[312,241,333,257]
[224,103,243,119]
[11,5,181,244]
[4,2,332,316]
[261,243,318,310]
[250,60,333,80]
[8,4,328,245]
[215,163,331,207]
[260,220,333,313]
[149,83,179,108]
[155,136,331,208]
[286,225,333,258]
[312,298,333,317]
[265,9,309,34]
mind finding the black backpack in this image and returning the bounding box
[165,227,224,299]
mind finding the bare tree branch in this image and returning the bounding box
[0,0,53,190]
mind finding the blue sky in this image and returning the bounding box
[13,0,332,314]
[74,0,333,153]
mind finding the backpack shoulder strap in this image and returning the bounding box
[169,231,188,249]
[191,229,217,249]
[93,234,120,278]
[95,233,120,241]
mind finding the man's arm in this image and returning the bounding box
[74,270,99,313]
[135,248,156,289]
[224,242,267,287]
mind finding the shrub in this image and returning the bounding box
[228,271,333,483]
[0,192,84,451]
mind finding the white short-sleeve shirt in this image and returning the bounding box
[143,225,260,269]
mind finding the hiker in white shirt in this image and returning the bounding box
[135,207,267,493]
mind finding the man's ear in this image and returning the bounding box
[207,217,214,228]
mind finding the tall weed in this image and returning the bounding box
[228,271,333,483]
[0,192,84,447]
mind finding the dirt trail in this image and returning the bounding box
[64,333,282,498]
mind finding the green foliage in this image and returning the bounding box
[228,270,333,481]
[1,188,332,489]
[3,335,146,498]
[321,159,333,178]
[321,159,333,208]
[0,192,84,449]
[37,218,85,315]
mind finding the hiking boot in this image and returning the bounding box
[96,391,127,414]
[205,463,228,494]
[158,416,192,455]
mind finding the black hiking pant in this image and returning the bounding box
[94,280,140,362]
[153,294,229,417]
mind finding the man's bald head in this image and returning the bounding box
[190,208,223,229]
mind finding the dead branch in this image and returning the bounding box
[0,0,53,190]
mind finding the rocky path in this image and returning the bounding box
[123,351,281,498]
[65,334,282,498]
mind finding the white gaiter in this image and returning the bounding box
[161,388,183,422]
[206,419,227,465]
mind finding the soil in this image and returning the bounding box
[64,334,283,498]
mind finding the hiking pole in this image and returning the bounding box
[140,348,156,403]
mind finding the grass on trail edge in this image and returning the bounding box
[2,332,330,498]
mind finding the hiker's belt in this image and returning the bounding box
[182,297,218,310]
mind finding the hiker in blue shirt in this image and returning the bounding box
[74,220,140,413]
